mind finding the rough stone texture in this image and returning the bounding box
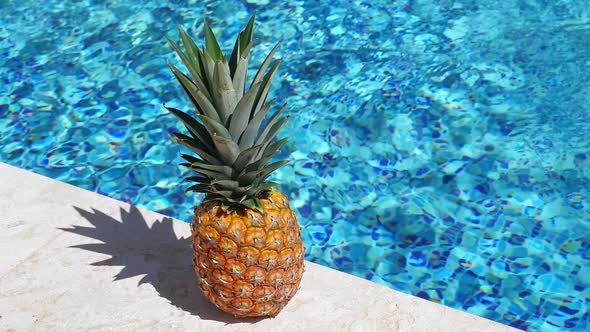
[0,162,517,331]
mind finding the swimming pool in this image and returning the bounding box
[1,0,589,330]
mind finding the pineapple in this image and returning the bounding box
[164,13,304,318]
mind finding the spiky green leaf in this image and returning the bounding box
[201,49,216,88]
[234,184,253,195]
[229,12,256,77]
[181,153,200,163]
[166,36,208,99]
[212,60,237,124]
[199,115,232,140]
[258,160,289,178]
[251,59,282,119]
[229,36,241,78]
[203,19,223,60]
[168,29,212,101]
[177,26,203,76]
[210,189,234,198]
[211,179,240,190]
[240,13,256,52]
[245,136,288,170]
[250,103,286,147]
[206,194,240,203]
[250,41,282,89]
[242,198,264,212]
[165,106,214,150]
[174,132,209,150]
[238,99,275,149]
[232,41,252,99]
[255,115,290,148]
[185,165,230,180]
[190,161,233,177]
[232,143,264,171]
[229,81,261,140]
[186,184,210,193]
[238,160,289,185]
[237,169,258,185]
[186,176,209,183]
[174,134,221,164]
[261,136,288,158]
[167,65,221,123]
[211,135,240,165]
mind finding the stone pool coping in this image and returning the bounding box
[0,162,517,331]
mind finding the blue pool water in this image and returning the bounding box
[1,0,589,330]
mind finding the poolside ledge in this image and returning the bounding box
[0,162,516,331]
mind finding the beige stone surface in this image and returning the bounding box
[0,162,518,331]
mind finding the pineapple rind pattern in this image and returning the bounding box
[192,190,304,317]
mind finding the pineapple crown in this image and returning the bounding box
[165,13,289,212]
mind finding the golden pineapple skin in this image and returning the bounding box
[191,189,304,317]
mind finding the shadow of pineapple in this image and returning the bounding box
[60,205,262,324]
